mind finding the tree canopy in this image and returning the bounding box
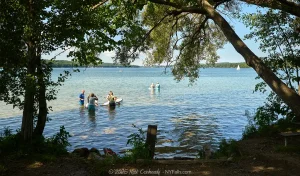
[0,0,144,141]
[110,0,300,120]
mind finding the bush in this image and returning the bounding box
[242,108,296,139]
[242,110,259,139]
[125,124,151,162]
[242,124,258,139]
[0,127,22,157]
[43,126,71,155]
[214,139,240,158]
[0,126,70,158]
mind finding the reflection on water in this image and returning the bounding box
[79,106,85,118]
[88,109,97,130]
[155,113,219,157]
[88,110,96,121]
[107,106,116,121]
[150,88,160,99]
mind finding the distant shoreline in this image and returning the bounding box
[48,60,250,68]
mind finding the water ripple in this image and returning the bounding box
[0,68,267,157]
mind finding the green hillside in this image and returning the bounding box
[203,62,250,68]
[44,59,249,68]
[45,60,140,68]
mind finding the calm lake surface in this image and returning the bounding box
[0,67,266,158]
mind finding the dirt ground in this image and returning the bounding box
[1,135,300,176]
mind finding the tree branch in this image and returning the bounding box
[148,0,207,14]
[91,0,109,10]
[214,0,232,8]
[144,13,170,41]
[239,0,300,17]
[127,13,170,59]
[277,0,300,7]
[148,0,182,8]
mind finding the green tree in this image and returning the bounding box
[0,0,142,142]
[111,0,300,120]
[242,10,300,122]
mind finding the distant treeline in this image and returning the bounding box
[45,60,140,68]
[45,59,249,68]
[203,62,250,68]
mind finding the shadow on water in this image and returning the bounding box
[79,106,85,118]
[88,110,96,121]
[156,113,220,157]
[150,88,160,99]
[88,109,97,129]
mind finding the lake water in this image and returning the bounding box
[0,67,266,158]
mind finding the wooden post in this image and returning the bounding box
[285,137,287,147]
[145,125,157,159]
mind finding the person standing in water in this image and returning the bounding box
[88,93,98,111]
[79,90,85,106]
[150,83,155,89]
[106,91,117,106]
[156,82,160,89]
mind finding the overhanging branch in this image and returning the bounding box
[144,13,170,41]
[239,0,300,17]
[91,0,109,10]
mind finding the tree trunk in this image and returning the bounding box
[203,1,300,120]
[34,54,47,136]
[21,42,36,142]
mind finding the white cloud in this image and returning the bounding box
[101,50,115,58]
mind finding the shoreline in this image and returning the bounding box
[2,135,300,176]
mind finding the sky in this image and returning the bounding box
[44,4,266,66]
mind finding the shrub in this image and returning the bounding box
[126,124,151,161]
[214,139,240,158]
[0,126,70,157]
[43,126,71,155]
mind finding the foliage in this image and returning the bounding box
[0,126,70,157]
[0,164,7,175]
[214,139,240,158]
[126,124,151,161]
[0,127,13,137]
[241,9,300,130]
[242,110,259,139]
[109,0,300,119]
[0,0,148,141]
[112,1,229,83]
[242,124,258,139]
[242,110,297,139]
[0,128,21,157]
[43,126,71,155]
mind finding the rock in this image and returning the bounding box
[90,147,101,156]
[227,157,233,161]
[103,148,117,156]
[72,148,90,158]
